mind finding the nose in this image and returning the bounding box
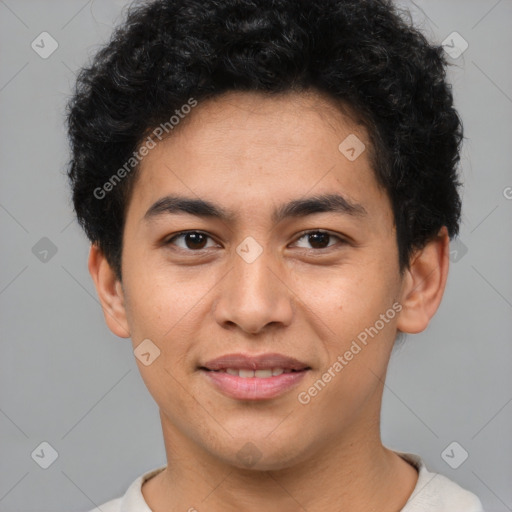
[212,246,294,335]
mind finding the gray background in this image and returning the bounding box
[0,0,511,510]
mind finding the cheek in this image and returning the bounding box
[303,265,392,329]
[298,282,398,433]
[123,282,170,341]
[122,260,216,368]
[305,257,400,372]
[123,274,201,418]
[121,246,186,338]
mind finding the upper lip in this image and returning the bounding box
[200,353,310,371]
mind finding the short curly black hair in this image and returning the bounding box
[66,0,463,281]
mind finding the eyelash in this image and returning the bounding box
[164,230,347,252]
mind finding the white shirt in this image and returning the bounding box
[88,451,484,512]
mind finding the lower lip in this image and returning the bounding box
[201,370,309,400]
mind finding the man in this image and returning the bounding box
[67,0,484,510]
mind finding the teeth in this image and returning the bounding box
[255,369,272,378]
[217,368,292,378]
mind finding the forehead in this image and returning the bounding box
[126,90,390,225]
[169,89,369,151]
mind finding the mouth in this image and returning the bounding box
[199,353,311,400]
[201,367,306,378]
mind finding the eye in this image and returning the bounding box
[165,231,219,251]
[164,229,346,252]
[291,230,345,250]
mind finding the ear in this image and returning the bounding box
[88,243,131,338]
[396,226,450,334]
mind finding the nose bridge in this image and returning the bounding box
[213,241,293,333]
[235,248,275,302]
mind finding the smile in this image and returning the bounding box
[209,368,301,378]
[198,352,311,400]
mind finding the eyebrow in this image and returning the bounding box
[143,193,367,224]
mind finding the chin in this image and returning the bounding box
[212,434,313,472]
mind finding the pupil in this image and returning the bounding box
[186,232,206,249]
[309,232,329,249]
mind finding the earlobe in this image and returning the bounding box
[88,244,131,338]
[396,226,450,334]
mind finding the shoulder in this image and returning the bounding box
[425,472,484,511]
[396,451,484,512]
[84,465,166,512]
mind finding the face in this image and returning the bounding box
[109,90,410,469]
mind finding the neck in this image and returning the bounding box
[143,389,418,511]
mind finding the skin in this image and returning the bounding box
[89,89,450,512]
